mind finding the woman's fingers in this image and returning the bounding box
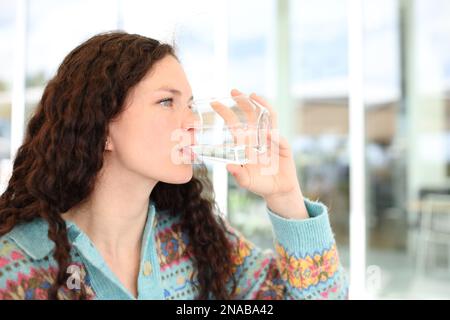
[231,89,257,126]
[226,163,252,189]
[210,91,281,162]
[249,92,278,131]
[210,100,243,145]
[210,100,240,127]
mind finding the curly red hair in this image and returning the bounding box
[0,32,237,300]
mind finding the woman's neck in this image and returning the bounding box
[62,154,158,259]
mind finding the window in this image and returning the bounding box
[0,1,15,188]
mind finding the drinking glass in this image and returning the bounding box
[188,94,271,164]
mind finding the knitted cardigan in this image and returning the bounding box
[0,198,348,300]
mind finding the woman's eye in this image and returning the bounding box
[158,98,174,107]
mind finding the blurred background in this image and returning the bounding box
[0,0,449,299]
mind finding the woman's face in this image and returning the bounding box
[106,55,198,184]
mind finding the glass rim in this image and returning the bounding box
[189,123,265,129]
[191,95,270,117]
[191,93,249,104]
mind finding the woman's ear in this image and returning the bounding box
[105,137,113,151]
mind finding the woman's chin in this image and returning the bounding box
[164,166,194,184]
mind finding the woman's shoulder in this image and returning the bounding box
[0,233,32,273]
[0,234,32,294]
[0,223,57,299]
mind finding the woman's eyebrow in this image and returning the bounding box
[156,86,194,102]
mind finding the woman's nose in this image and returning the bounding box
[181,114,200,144]
[183,108,201,130]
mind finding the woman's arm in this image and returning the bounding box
[223,198,349,300]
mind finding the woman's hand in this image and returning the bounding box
[222,89,309,220]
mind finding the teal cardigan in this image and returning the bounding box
[0,198,348,299]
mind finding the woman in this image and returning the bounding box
[0,32,348,300]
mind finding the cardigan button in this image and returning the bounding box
[143,261,152,276]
